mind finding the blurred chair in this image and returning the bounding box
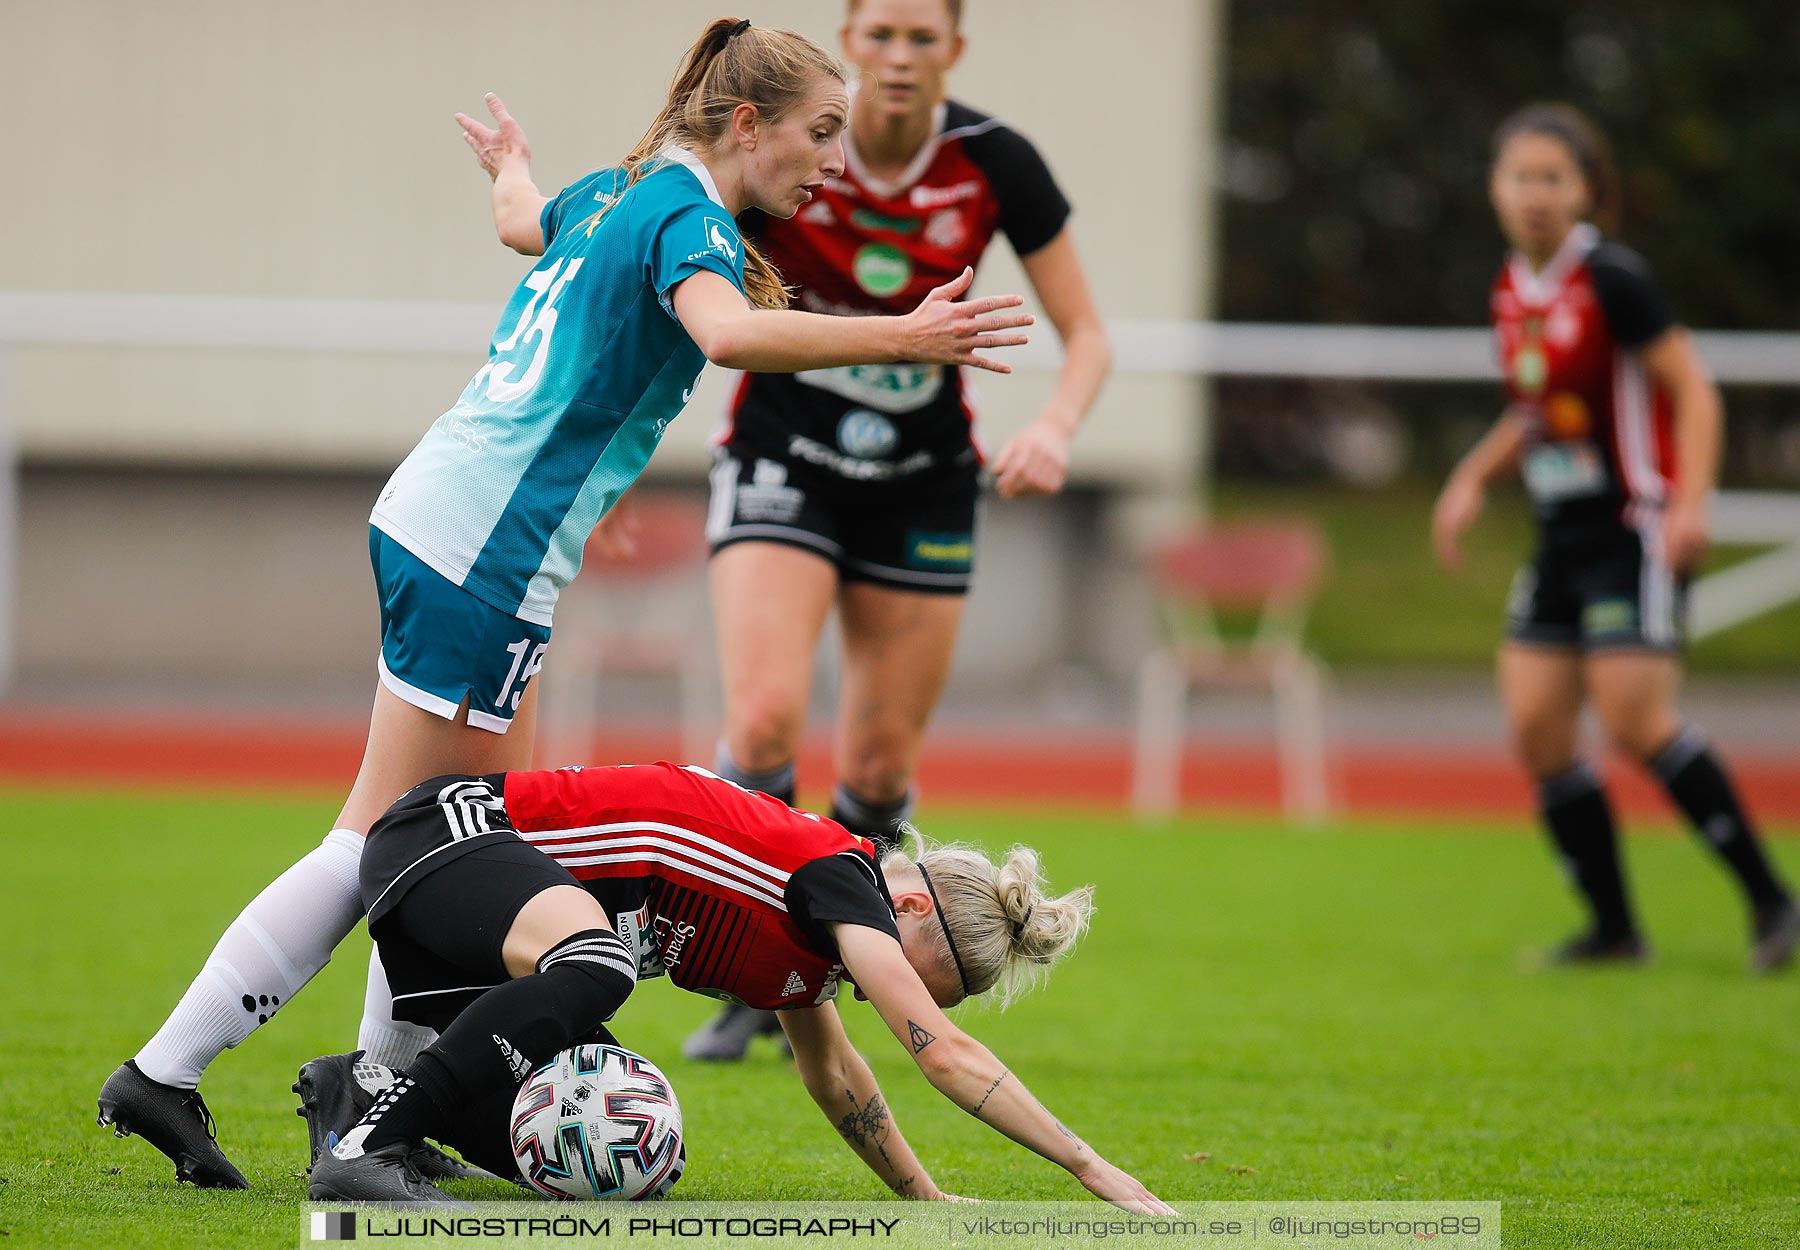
[1131,517,1334,825]
[539,492,714,769]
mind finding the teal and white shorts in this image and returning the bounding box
[369,528,551,734]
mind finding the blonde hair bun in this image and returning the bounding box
[882,832,1094,1009]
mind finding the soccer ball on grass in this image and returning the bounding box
[510,1044,684,1200]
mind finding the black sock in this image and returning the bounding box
[1538,763,1637,940]
[1651,729,1791,911]
[435,1023,624,1179]
[829,784,914,855]
[359,931,636,1155]
[712,744,796,807]
[351,1063,457,1156]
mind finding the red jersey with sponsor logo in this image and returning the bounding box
[1491,222,1678,526]
[499,763,899,1011]
[720,99,1071,481]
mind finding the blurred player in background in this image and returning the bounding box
[300,763,1168,1213]
[1431,103,1797,971]
[98,16,1034,1189]
[688,0,1111,1062]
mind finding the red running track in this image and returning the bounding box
[4,709,1797,826]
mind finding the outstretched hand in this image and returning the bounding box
[454,92,532,181]
[1076,1158,1179,1217]
[902,267,1034,374]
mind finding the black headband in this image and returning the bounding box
[916,862,970,999]
[729,19,751,37]
[1012,904,1033,941]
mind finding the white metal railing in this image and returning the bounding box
[1693,491,1800,640]
[0,292,1794,668]
[6,290,1800,383]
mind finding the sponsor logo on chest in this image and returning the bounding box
[852,242,912,297]
[924,207,966,249]
[653,916,699,969]
[851,207,921,234]
[837,409,900,459]
[687,216,741,266]
[911,179,982,209]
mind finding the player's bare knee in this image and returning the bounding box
[839,750,912,802]
[1512,725,1577,779]
[1603,718,1674,765]
[503,886,613,979]
[730,701,806,771]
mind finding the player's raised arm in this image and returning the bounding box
[455,93,549,255]
[779,1003,966,1200]
[671,266,1032,375]
[834,925,1174,1216]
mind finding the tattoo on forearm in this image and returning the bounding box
[837,1089,909,1186]
[971,1069,1010,1118]
[907,1020,937,1053]
[835,1090,891,1149]
[1047,1106,1085,1153]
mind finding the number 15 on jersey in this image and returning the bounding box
[475,258,584,404]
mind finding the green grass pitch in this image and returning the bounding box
[3,786,1797,1248]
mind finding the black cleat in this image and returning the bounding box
[681,1004,786,1062]
[97,1061,249,1189]
[408,1145,501,1184]
[1750,899,1800,974]
[294,1051,497,1182]
[1549,930,1652,966]
[309,1129,468,1206]
[294,1051,381,1170]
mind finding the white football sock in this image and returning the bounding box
[356,945,436,1070]
[134,829,364,1089]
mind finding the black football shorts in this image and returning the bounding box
[360,774,578,1031]
[706,445,980,595]
[1505,516,1687,652]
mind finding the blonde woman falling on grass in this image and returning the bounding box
[300,761,1172,1213]
[98,16,1035,1189]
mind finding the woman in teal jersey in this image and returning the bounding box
[99,16,1033,1190]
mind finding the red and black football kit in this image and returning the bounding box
[1492,222,1685,650]
[360,763,900,1032]
[1489,230,1797,962]
[706,99,1071,594]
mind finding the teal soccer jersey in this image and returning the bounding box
[371,148,747,625]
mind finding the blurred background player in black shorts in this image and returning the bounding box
[691,0,1111,1059]
[1431,103,1798,972]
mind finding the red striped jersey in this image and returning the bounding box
[1491,222,1678,525]
[719,99,1071,480]
[500,763,899,1011]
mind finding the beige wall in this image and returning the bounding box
[4,0,1218,486]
